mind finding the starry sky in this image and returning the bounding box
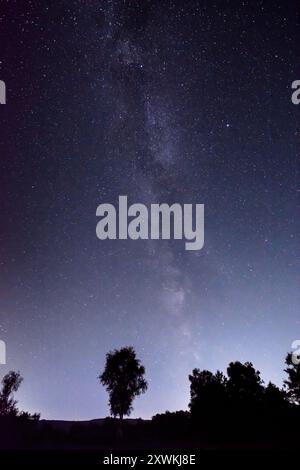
[0,0,299,420]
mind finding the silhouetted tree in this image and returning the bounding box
[99,347,147,420]
[0,371,23,416]
[226,361,264,404]
[263,382,287,408]
[18,411,40,421]
[284,353,300,404]
[189,369,227,415]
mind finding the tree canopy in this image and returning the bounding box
[0,371,23,416]
[284,353,300,404]
[99,346,148,419]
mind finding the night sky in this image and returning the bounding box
[0,1,299,420]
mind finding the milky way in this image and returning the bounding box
[0,1,299,419]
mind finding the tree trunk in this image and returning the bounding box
[116,415,123,441]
